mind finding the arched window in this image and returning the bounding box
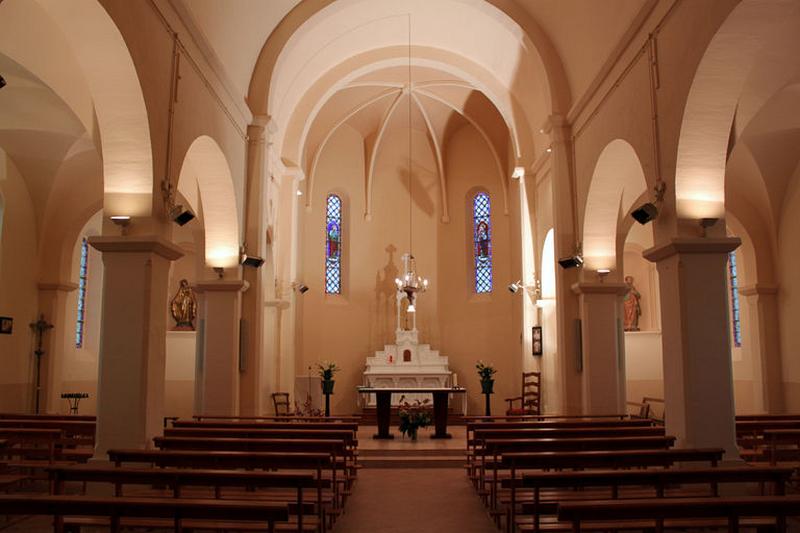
[728,251,742,347]
[472,192,492,293]
[325,194,342,294]
[75,238,89,348]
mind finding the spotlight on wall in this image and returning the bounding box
[512,166,525,180]
[109,215,131,235]
[631,202,658,224]
[558,254,583,269]
[0,75,6,90]
[508,281,523,293]
[240,253,264,269]
[169,204,196,226]
[293,283,309,294]
[631,181,666,225]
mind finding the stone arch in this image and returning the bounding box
[247,0,570,119]
[674,0,800,220]
[0,0,153,217]
[583,140,648,271]
[177,136,240,268]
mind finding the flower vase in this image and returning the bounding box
[321,380,335,394]
[480,379,494,394]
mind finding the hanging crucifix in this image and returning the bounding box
[29,314,54,415]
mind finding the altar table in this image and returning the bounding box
[356,386,467,439]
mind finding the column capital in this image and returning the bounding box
[571,281,628,296]
[37,281,79,292]
[196,279,249,293]
[739,283,778,297]
[643,237,741,263]
[87,235,184,261]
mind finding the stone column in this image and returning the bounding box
[739,284,784,414]
[88,236,182,455]
[37,282,78,414]
[239,117,269,415]
[195,279,247,416]
[549,115,582,414]
[571,282,628,415]
[644,237,741,459]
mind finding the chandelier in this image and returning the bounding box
[394,14,428,315]
[395,253,428,313]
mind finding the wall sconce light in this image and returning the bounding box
[213,267,224,279]
[596,268,611,282]
[110,215,131,236]
[512,166,525,180]
[700,217,719,237]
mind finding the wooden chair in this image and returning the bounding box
[504,372,541,415]
[272,393,292,416]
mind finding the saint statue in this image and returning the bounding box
[623,275,642,331]
[170,279,197,331]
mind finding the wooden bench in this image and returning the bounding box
[736,413,800,422]
[461,414,631,422]
[107,449,343,513]
[511,465,794,532]
[192,415,361,423]
[0,493,289,533]
[500,448,725,531]
[48,465,328,532]
[557,495,800,533]
[0,413,95,422]
[479,436,677,508]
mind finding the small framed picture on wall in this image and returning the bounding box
[0,317,13,335]
[532,326,543,356]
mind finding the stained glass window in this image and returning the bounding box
[473,192,492,293]
[728,251,742,348]
[75,238,88,348]
[325,194,342,294]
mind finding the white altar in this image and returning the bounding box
[362,253,456,407]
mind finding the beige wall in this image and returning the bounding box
[0,151,37,412]
[779,165,800,410]
[298,122,520,415]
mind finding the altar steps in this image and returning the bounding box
[359,448,464,469]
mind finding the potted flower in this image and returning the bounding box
[476,361,497,394]
[317,361,339,394]
[397,396,432,440]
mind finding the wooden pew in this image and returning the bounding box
[0,493,289,533]
[107,449,341,516]
[192,415,361,423]
[500,448,725,531]
[0,419,95,442]
[0,413,95,422]
[758,429,800,466]
[512,465,794,532]
[171,420,357,432]
[736,414,800,421]
[480,436,677,510]
[461,414,632,422]
[557,495,800,533]
[48,465,327,532]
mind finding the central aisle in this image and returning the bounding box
[331,468,497,533]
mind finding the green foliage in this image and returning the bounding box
[317,361,339,381]
[476,360,497,382]
[397,396,432,440]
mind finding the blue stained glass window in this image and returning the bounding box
[473,192,492,293]
[325,194,342,294]
[75,238,88,348]
[728,251,742,348]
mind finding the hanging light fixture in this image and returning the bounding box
[394,14,428,314]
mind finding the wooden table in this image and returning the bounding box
[356,387,466,439]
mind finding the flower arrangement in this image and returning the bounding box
[317,361,339,381]
[294,394,324,418]
[476,361,497,381]
[397,395,432,440]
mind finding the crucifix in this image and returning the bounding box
[29,314,54,414]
